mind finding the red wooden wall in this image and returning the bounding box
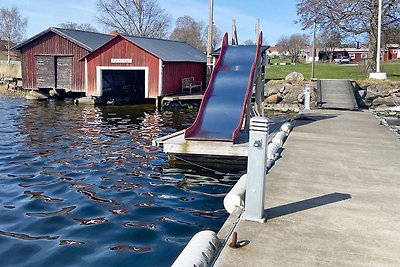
[86,36,160,97]
[20,32,88,92]
[162,62,206,95]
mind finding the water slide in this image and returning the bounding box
[184,33,262,142]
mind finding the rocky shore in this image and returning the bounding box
[264,72,400,112]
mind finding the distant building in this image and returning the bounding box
[384,44,400,61]
[13,27,206,102]
[13,27,113,93]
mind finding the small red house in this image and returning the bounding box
[13,27,113,92]
[84,35,206,101]
[384,44,400,61]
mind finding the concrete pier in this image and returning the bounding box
[214,109,400,266]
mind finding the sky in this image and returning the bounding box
[1,0,307,45]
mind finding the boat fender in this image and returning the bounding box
[171,230,221,267]
[223,174,247,214]
[272,131,286,146]
[267,142,281,160]
[280,122,292,135]
[266,159,275,169]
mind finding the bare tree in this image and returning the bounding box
[297,0,400,72]
[383,25,400,47]
[277,33,309,63]
[170,16,206,51]
[0,7,27,64]
[96,0,171,38]
[243,39,255,45]
[59,22,98,32]
[319,28,343,63]
[203,25,223,51]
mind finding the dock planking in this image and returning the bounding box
[214,109,400,266]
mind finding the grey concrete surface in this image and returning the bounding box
[318,80,358,110]
[214,110,400,267]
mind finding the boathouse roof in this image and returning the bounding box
[122,35,206,63]
[13,27,113,51]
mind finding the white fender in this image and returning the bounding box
[171,230,221,267]
[223,174,247,214]
[272,131,287,146]
[267,142,281,160]
[280,122,292,135]
[266,159,275,169]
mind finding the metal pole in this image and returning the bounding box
[243,117,268,223]
[255,18,260,42]
[232,19,238,45]
[304,84,311,110]
[206,0,214,84]
[311,20,316,80]
[376,0,382,73]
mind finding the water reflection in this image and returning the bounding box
[0,98,238,267]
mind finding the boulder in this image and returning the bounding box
[266,93,283,104]
[285,72,305,83]
[365,90,378,101]
[26,90,48,101]
[372,94,400,107]
[357,90,367,99]
[267,86,280,96]
[75,96,102,105]
[297,92,305,103]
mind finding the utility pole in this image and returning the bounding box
[255,18,260,42]
[369,0,387,79]
[206,0,214,84]
[311,19,316,80]
[376,0,382,73]
[232,19,238,45]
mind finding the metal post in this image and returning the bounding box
[311,20,316,80]
[304,84,311,110]
[243,117,268,223]
[206,0,214,84]
[232,19,238,45]
[377,0,382,73]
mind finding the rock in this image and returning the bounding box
[357,90,367,99]
[365,90,378,101]
[75,96,102,105]
[266,93,283,104]
[26,90,48,101]
[285,72,305,83]
[279,86,285,93]
[372,94,400,107]
[267,86,280,96]
[297,92,305,103]
[49,89,58,97]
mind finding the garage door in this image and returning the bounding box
[36,56,55,88]
[56,57,72,89]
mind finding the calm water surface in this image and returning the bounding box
[0,97,240,267]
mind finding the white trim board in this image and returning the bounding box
[96,66,149,97]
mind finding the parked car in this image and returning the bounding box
[340,56,350,64]
[334,55,350,64]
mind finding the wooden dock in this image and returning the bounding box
[213,109,400,266]
[161,93,203,107]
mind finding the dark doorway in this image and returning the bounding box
[101,69,146,104]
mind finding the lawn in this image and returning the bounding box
[265,62,400,81]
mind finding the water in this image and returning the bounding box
[0,97,240,267]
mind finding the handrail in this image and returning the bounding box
[184,33,229,138]
[231,31,263,141]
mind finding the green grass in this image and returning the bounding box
[266,62,400,81]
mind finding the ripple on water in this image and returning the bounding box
[0,99,241,266]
